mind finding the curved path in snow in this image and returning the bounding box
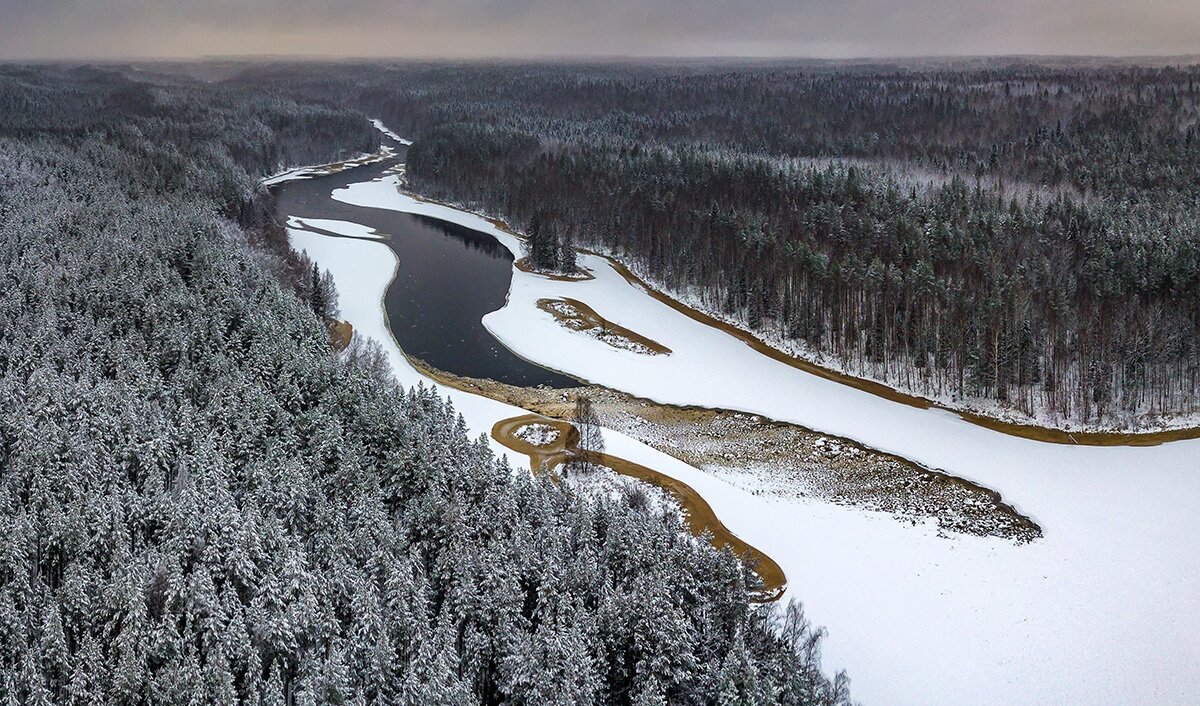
[492,413,787,602]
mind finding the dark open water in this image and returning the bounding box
[273,145,578,388]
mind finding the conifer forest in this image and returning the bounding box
[4,54,1200,706]
[238,60,1200,429]
[0,65,851,705]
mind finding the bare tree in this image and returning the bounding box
[570,393,605,474]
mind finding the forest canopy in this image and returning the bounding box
[226,59,1200,429]
[0,65,850,705]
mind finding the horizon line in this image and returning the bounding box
[3,52,1200,65]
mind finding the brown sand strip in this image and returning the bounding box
[592,253,1200,447]
[537,297,672,355]
[329,320,354,352]
[514,258,595,281]
[492,413,787,602]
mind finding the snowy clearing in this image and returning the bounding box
[327,168,1200,706]
[568,465,684,525]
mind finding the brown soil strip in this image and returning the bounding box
[329,320,354,352]
[492,414,579,475]
[537,297,671,355]
[591,253,1200,447]
[492,413,788,602]
[514,258,595,281]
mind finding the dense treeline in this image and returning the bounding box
[231,60,1200,428]
[0,67,849,704]
[408,124,1200,427]
[404,64,1200,428]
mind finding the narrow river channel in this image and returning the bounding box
[272,146,579,389]
[274,142,788,600]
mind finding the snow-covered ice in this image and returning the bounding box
[261,167,321,187]
[286,216,383,240]
[371,118,413,145]
[260,147,396,187]
[323,169,1200,706]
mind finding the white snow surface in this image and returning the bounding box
[371,118,413,145]
[286,216,382,240]
[323,171,1200,706]
[261,167,320,187]
[260,146,396,187]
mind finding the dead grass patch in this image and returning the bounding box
[537,297,671,355]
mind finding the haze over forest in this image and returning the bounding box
[2,0,1199,60]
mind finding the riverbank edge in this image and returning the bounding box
[336,287,792,600]
[491,413,788,602]
[408,355,1041,543]
[396,185,1200,446]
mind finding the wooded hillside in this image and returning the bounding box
[237,60,1200,429]
[0,66,849,705]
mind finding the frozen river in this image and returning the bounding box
[279,125,1200,706]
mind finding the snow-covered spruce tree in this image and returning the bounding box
[523,209,580,274]
[0,66,851,705]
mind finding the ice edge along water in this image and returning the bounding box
[285,122,1200,706]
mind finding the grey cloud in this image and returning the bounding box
[0,0,1197,59]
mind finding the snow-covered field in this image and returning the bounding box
[285,216,383,239]
[288,149,1200,705]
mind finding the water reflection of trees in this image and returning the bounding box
[415,214,514,261]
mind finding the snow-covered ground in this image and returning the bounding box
[261,146,396,187]
[514,422,560,447]
[321,169,1200,706]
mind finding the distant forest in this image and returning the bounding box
[0,66,850,704]
[229,60,1200,429]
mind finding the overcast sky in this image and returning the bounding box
[1,0,1197,60]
